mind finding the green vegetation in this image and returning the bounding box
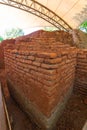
[4,28,24,39]
[0,36,4,42]
[0,28,24,42]
[79,21,87,33]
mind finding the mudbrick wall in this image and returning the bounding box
[0,39,15,69]
[2,30,87,129]
[0,44,4,69]
[4,30,77,129]
[16,30,74,46]
[71,29,87,48]
[74,49,87,95]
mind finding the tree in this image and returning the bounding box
[0,36,4,42]
[79,21,87,33]
[4,28,24,39]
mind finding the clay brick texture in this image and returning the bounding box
[74,49,87,95]
[71,29,87,49]
[0,44,4,69]
[4,30,78,118]
[16,30,73,46]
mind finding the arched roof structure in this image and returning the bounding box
[0,0,87,31]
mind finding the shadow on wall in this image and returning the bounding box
[0,39,15,69]
[0,44,4,69]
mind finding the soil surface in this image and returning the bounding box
[0,69,87,130]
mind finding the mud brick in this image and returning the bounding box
[61,50,68,55]
[74,49,87,95]
[62,55,67,61]
[36,52,57,59]
[77,58,87,63]
[32,61,41,67]
[41,63,58,69]
[35,57,44,63]
[29,51,37,56]
[23,60,32,65]
[27,64,37,70]
[66,59,71,63]
[30,70,56,81]
[23,51,30,55]
[44,57,62,64]
[27,55,35,61]
[4,30,79,130]
[37,67,57,75]
[77,54,86,58]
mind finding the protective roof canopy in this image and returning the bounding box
[36,0,87,29]
[0,0,87,31]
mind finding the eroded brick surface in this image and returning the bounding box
[4,30,78,118]
[16,30,73,46]
[0,44,4,69]
[74,49,87,95]
[0,29,87,129]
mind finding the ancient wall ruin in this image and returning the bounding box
[4,30,77,129]
[1,29,87,129]
[71,29,87,48]
[74,49,87,95]
[16,30,73,46]
[0,44,4,69]
[0,39,15,69]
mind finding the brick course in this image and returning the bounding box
[0,44,4,69]
[0,29,87,129]
[3,30,78,129]
[4,41,77,113]
[74,49,87,95]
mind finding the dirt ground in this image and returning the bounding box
[1,69,87,130]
